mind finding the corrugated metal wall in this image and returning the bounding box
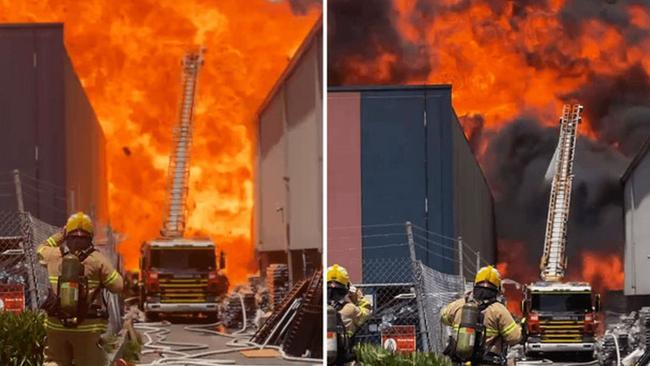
[328,85,496,281]
[63,52,109,227]
[0,24,66,225]
[256,23,322,282]
[451,113,496,277]
[623,148,650,295]
[0,24,107,227]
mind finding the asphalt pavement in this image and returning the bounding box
[134,320,320,366]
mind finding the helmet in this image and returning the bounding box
[474,265,501,289]
[65,212,94,237]
[326,264,350,288]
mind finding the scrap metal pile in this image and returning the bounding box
[599,307,650,366]
[250,269,323,359]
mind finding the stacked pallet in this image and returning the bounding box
[223,290,256,329]
[266,264,290,310]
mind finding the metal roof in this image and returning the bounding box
[621,137,650,183]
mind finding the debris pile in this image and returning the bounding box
[251,269,323,359]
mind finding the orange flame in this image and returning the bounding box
[336,1,649,141]
[0,1,320,285]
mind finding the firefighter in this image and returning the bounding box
[37,212,124,366]
[327,264,372,335]
[441,265,522,366]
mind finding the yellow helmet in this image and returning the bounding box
[65,212,94,237]
[326,264,350,288]
[474,265,501,289]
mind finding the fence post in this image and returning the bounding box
[476,250,481,274]
[458,236,464,280]
[405,221,430,352]
[18,214,39,309]
[12,169,25,213]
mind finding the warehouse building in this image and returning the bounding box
[254,20,322,284]
[621,138,650,309]
[0,24,108,229]
[328,85,496,283]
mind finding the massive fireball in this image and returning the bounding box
[329,0,650,295]
[1,0,320,285]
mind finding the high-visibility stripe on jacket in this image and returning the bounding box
[440,297,522,356]
[45,317,108,333]
[37,232,124,333]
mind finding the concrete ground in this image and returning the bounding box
[134,319,320,366]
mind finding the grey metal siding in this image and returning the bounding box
[0,25,66,225]
[0,24,107,227]
[256,24,322,256]
[286,37,321,251]
[0,27,38,213]
[63,52,109,226]
[451,114,496,276]
[623,149,650,295]
[258,93,288,252]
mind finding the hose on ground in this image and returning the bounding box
[133,292,322,365]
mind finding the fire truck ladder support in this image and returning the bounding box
[162,49,204,238]
[540,104,583,282]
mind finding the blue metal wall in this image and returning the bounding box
[357,86,457,280]
[329,85,496,283]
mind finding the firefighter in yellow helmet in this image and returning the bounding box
[37,212,124,366]
[327,264,372,335]
[441,265,522,365]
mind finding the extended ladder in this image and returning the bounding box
[540,104,583,282]
[161,49,204,238]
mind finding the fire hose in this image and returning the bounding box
[604,330,622,366]
[133,293,322,365]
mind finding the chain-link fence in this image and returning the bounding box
[0,211,58,310]
[346,222,476,353]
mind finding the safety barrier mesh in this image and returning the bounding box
[353,255,465,353]
[0,211,57,309]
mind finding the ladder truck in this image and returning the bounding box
[138,49,229,321]
[521,104,601,360]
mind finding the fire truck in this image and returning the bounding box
[139,239,228,320]
[523,282,600,359]
[522,104,600,360]
[138,48,229,320]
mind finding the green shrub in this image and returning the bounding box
[0,310,46,366]
[354,344,452,366]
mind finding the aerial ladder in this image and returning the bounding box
[539,104,583,282]
[138,49,229,320]
[521,104,600,360]
[161,49,204,238]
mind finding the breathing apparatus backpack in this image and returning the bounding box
[444,296,498,364]
[55,244,95,327]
